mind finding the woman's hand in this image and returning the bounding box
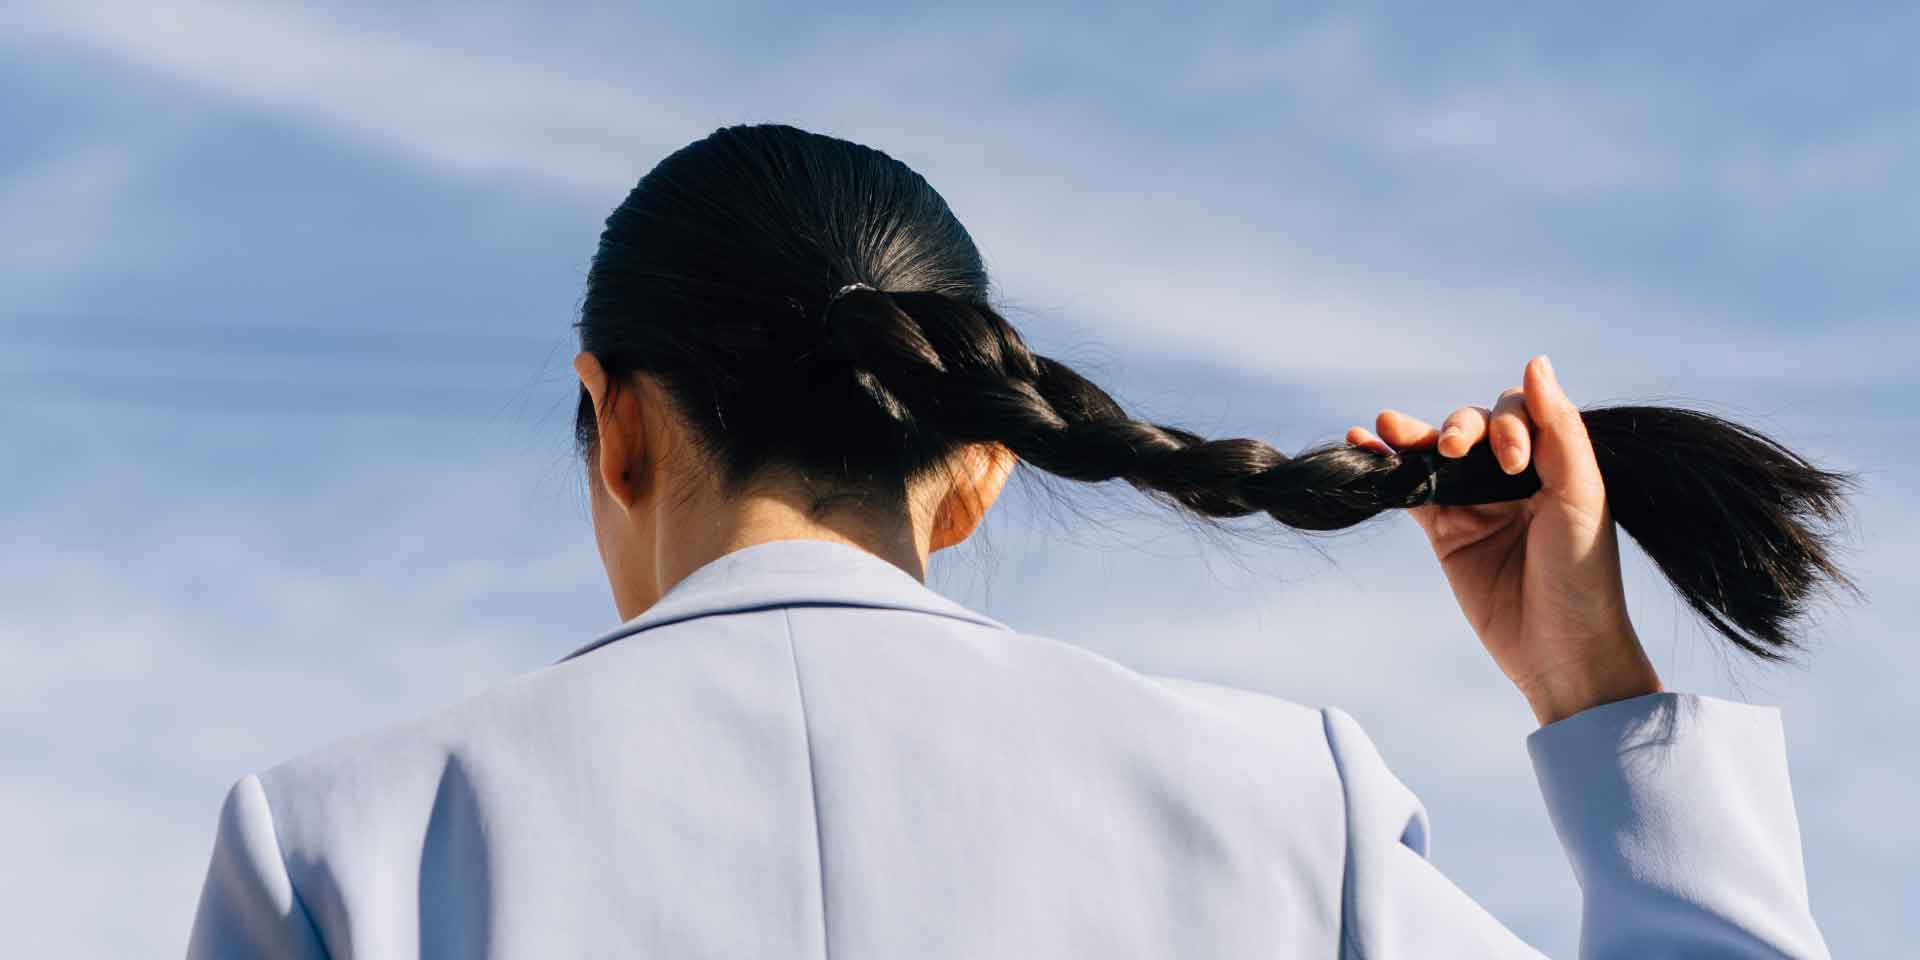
[1346,355,1663,726]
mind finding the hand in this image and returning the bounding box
[1346,355,1663,726]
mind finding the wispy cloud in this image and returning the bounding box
[0,139,153,306]
[5,0,700,199]
[10,1,1912,387]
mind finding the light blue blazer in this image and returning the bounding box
[187,538,1829,958]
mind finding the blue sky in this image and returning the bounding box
[2,2,1914,955]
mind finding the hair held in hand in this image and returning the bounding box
[574,123,1862,664]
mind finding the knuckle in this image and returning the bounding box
[1548,403,1585,428]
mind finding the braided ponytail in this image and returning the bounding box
[821,286,1860,662]
[577,123,1859,666]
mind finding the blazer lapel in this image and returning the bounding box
[558,538,1011,662]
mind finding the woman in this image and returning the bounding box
[186,124,1839,957]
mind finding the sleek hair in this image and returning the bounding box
[575,123,1859,661]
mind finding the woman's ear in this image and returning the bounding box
[573,351,646,512]
[930,443,1018,552]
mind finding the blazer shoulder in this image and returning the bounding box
[1145,673,1327,734]
[1142,680,1434,865]
[250,608,798,832]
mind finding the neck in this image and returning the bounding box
[652,488,931,600]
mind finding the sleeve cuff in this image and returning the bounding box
[1525,691,1829,957]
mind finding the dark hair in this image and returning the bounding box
[575,123,1859,661]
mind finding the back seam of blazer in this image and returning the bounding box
[1320,709,1361,960]
[783,608,833,960]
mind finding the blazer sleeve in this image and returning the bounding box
[185,774,329,960]
[1323,692,1830,959]
[1526,692,1830,958]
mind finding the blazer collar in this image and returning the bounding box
[559,537,1012,662]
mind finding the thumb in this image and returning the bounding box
[1521,355,1606,514]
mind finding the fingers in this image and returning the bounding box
[1345,409,1438,457]
[1349,358,1593,502]
[1489,386,1531,475]
[1437,405,1492,458]
[1520,355,1605,510]
[1345,426,1396,457]
[1374,409,1441,451]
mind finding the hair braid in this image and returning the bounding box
[826,287,1859,660]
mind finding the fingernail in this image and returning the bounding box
[1539,354,1556,383]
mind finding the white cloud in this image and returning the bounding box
[5,0,701,199]
[7,1,1914,388]
[1385,84,1657,192]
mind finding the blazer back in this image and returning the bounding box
[186,537,1829,958]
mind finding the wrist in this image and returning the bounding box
[1518,633,1663,727]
